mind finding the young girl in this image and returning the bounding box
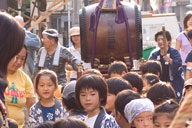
[75,74,119,128]
[142,73,159,95]
[153,100,179,128]
[27,69,67,128]
[124,98,154,128]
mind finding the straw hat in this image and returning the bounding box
[69,27,80,37]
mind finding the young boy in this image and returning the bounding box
[114,89,140,128]
[105,77,132,115]
[108,61,128,78]
[75,74,119,128]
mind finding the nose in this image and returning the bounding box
[85,94,91,101]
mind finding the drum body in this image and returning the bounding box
[80,2,142,64]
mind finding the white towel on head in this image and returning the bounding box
[38,43,61,67]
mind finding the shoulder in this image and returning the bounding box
[101,113,119,128]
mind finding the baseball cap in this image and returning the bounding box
[69,27,80,37]
[62,81,76,99]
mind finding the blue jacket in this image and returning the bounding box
[149,47,184,101]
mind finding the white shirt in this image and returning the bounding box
[68,46,91,79]
[85,114,98,128]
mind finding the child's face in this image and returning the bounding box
[142,79,151,94]
[105,93,116,113]
[80,88,101,117]
[133,111,153,128]
[153,115,172,128]
[37,75,57,100]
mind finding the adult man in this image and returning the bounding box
[34,29,81,85]
[14,15,41,78]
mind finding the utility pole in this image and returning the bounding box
[72,0,81,26]
[0,0,7,10]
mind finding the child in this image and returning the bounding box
[108,61,128,78]
[142,73,159,95]
[115,89,140,128]
[153,100,179,128]
[124,98,154,128]
[62,80,86,120]
[27,69,67,128]
[105,77,132,115]
[53,117,88,128]
[123,72,143,94]
[147,82,176,106]
[75,74,119,128]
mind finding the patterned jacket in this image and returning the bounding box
[27,99,67,128]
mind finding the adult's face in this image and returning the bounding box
[8,47,27,74]
[157,35,169,50]
[42,34,53,50]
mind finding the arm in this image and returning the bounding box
[26,98,36,110]
[175,40,181,52]
[186,62,192,80]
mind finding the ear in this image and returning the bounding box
[132,87,138,92]
[121,71,127,76]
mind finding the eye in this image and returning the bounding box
[91,93,96,96]
[136,119,143,122]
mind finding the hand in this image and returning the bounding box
[163,55,172,63]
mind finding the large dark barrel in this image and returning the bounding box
[80,2,142,65]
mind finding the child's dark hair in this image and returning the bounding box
[53,117,88,128]
[153,100,179,122]
[147,82,176,105]
[141,60,162,76]
[35,121,54,128]
[107,77,132,95]
[83,69,103,77]
[115,89,140,119]
[143,73,159,86]
[35,69,58,90]
[108,61,128,76]
[123,72,143,93]
[155,31,172,42]
[7,118,18,128]
[76,74,107,108]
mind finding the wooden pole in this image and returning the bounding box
[28,0,70,31]
[162,25,167,56]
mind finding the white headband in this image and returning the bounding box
[42,29,59,37]
[124,98,154,123]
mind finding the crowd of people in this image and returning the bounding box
[0,9,192,128]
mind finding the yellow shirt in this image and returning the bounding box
[4,69,35,128]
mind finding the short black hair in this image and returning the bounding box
[75,74,107,108]
[62,92,82,111]
[153,99,179,122]
[154,31,172,42]
[143,73,159,86]
[147,82,176,105]
[53,117,88,128]
[123,72,143,93]
[108,61,128,76]
[107,77,132,95]
[141,60,162,76]
[115,90,140,118]
[35,121,54,128]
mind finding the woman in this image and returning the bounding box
[4,45,36,128]
[149,30,184,102]
[67,26,91,81]
[0,12,25,106]
[175,12,192,77]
